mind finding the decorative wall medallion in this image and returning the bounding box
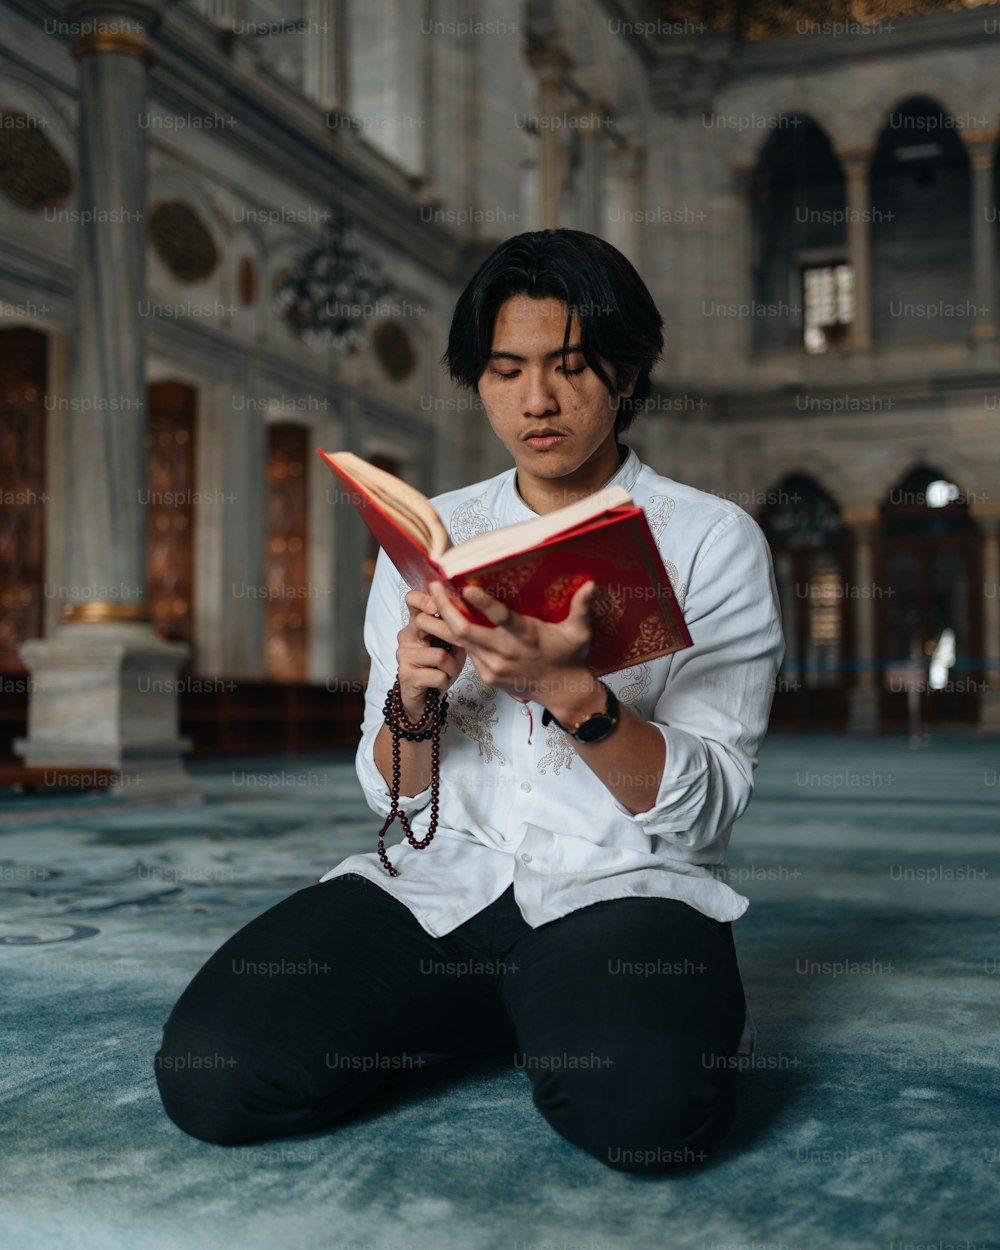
[372,319,416,381]
[0,111,73,210]
[149,199,219,282]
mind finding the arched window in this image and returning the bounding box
[877,465,981,727]
[871,97,972,343]
[758,474,853,730]
[749,117,847,354]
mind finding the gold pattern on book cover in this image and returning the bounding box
[618,612,678,669]
[466,556,541,606]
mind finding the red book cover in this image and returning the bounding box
[320,451,691,676]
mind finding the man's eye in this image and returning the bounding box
[493,369,520,380]
[559,366,585,376]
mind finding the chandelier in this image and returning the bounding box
[273,203,393,352]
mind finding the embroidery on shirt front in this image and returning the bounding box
[611,664,653,708]
[644,496,688,607]
[449,668,508,766]
[645,494,675,537]
[536,723,577,774]
[663,559,688,609]
[448,491,499,544]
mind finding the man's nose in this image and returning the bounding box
[519,370,559,415]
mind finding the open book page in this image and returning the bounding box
[437,485,633,578]
[325,452,451,558]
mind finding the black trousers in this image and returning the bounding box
[154,873,747,1173]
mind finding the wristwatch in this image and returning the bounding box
[541,681,620,743]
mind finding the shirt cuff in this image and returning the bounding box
[355,726,433,818]
[608,722,714,834]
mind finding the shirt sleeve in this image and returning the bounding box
[609,509,785,852]
[354,547,433,818]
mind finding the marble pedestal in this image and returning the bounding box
[14,622,202,806]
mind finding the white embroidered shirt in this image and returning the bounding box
[320,446,785,1047]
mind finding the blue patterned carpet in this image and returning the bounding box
[1,734,998,1250]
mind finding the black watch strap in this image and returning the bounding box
[541,681,620,743]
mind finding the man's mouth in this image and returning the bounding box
[523,429,567,449]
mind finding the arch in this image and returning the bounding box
[875,460,982,728]
[758,472,853,730]
[749,115,847,353]
[718,71,848,168]
[758,472,849,547]
[880,462,978,533]
[870,95,972,343]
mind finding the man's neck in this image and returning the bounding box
[515,442,627,516]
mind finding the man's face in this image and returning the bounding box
[476,296,633,496]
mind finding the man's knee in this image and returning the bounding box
[154,1018,271,1144]
[153,1018,381,1146]
[528,1059,737,1173]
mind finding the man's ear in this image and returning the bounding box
[618,368,639,400]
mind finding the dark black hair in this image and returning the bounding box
[443,229,664,436]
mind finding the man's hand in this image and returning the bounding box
[426,578,597,709]
[396,588,468,721]
[424,576,667,816]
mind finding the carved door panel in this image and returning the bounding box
[266,423,309,680]
[146,382,196,656]
[0,329,46,670]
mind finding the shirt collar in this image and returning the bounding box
[502,443,642,521]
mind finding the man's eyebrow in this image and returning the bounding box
[488,342,585,362]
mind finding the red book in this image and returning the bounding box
[318,450,692,676]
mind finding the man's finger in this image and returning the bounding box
[416,609,459,647]
[463,583,524,627]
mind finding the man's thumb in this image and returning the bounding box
[569,579,597,621]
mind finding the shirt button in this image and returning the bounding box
[520,853,532,864]
[521,705,530,716]
[520,782,531,792]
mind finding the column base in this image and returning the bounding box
[14,620,202,807]
[847,686,879,733]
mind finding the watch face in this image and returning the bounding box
[575,715,615,743]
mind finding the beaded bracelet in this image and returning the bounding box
[381,682,449,741]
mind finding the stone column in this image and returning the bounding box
[967,137,999,342]
[976,512,1000,730]
[15,0,200,806]
[731,163,755,365]
[604,140,643,265]
[526,46,571,229]
[571,100,612,235]
[193,378,267,677]
[303,0,341,111]
[846,515,879,731]
[842,151,873,351]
